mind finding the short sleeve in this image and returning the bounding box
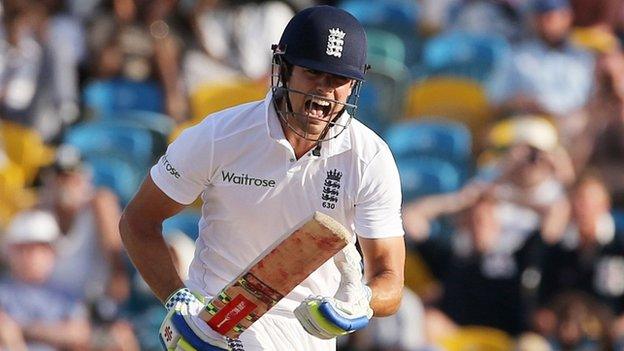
[355,146,404,239]
[487,50,520,105]
[150,121,216,205]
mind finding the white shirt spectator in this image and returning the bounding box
[489,39,595,115]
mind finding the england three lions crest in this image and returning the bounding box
[326,28,346,58]
[322,169,342,209]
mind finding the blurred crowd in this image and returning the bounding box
[2,0,624,350]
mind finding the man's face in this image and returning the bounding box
[8,243,56,284]
[508,145,552,188]
[535,9,573,47]
[50,170,92,210]
[283,65,355,139]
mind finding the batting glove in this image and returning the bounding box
[294,244,374,339]
[159,288,230,350]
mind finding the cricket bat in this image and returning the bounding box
[198,211,351,339]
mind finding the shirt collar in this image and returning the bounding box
[263,91,352,158]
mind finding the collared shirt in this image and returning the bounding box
[151,92,404,313]
[489,39,595,115]
[0,278,87,351]
[541,214,624,313]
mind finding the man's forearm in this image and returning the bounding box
[119,212,185,303]
[368,270,404,317]
[23,320,90,350]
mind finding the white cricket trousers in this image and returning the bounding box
[191,312,336,351]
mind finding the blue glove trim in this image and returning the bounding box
[171,313,225,351]
[318,301,370,331]
[159,335,168,350]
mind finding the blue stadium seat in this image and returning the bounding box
[367,28,407,65]
[397,156,462,201]
[83,78,164,117]
[64,121,156,169]
[85,154,143,206]
[101,110,174,137]
[339,0,419,33]
[356,83,386,133]
[163,210,202,241]
[420,31,510,84]
[359,60,410,130]
[340,0,422,65]
[384,119,472,164]
[612,209,624,233]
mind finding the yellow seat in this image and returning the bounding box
[170,80,269,143]
[0,159,37,229]
[404,248,439,298]
[572,27,619,54]
[404,77,492,140]
[437,326,514,351]
[0,187,37,230]
[0,160,26,190]
[1,122,55,185]
[190,80,268,121]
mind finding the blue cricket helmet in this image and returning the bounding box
[277,5,368,81]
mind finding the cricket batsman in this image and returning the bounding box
[119,5,405,351]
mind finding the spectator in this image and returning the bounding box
[181,0,246,94]
[572,38,624,206]
[533,292,614,351]
[539,173,624,319]
[488,0,595,145]
[0,0,83,142]
[484,116,574,244]
[86,0,189,122]
[0,209,91,350]
[402,117,576,336]
[183,0,293,92]
[450,0,528,42]
[37,145,139,351]
[405,190,542,336]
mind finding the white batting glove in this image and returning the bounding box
[294,244,374,339]
[159,288,230,350]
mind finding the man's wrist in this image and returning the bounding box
[165,287,195,310]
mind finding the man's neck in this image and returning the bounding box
[274,97,321,159]
[280,118,319,159]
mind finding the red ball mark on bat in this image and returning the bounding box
[317,236,342,250]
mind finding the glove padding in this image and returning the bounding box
[159,288,230,350]
[294,244,373,339]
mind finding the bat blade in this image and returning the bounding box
[199,212,350,338]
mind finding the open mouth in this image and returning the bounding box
[304,97,332,120]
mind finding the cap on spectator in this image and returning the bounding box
[488,115,559,151]
[4,210,60,246]
[572,27,620,54]
[52,144,84,173]
[533,0,570,13]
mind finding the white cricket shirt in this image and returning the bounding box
[151,92,404,314]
